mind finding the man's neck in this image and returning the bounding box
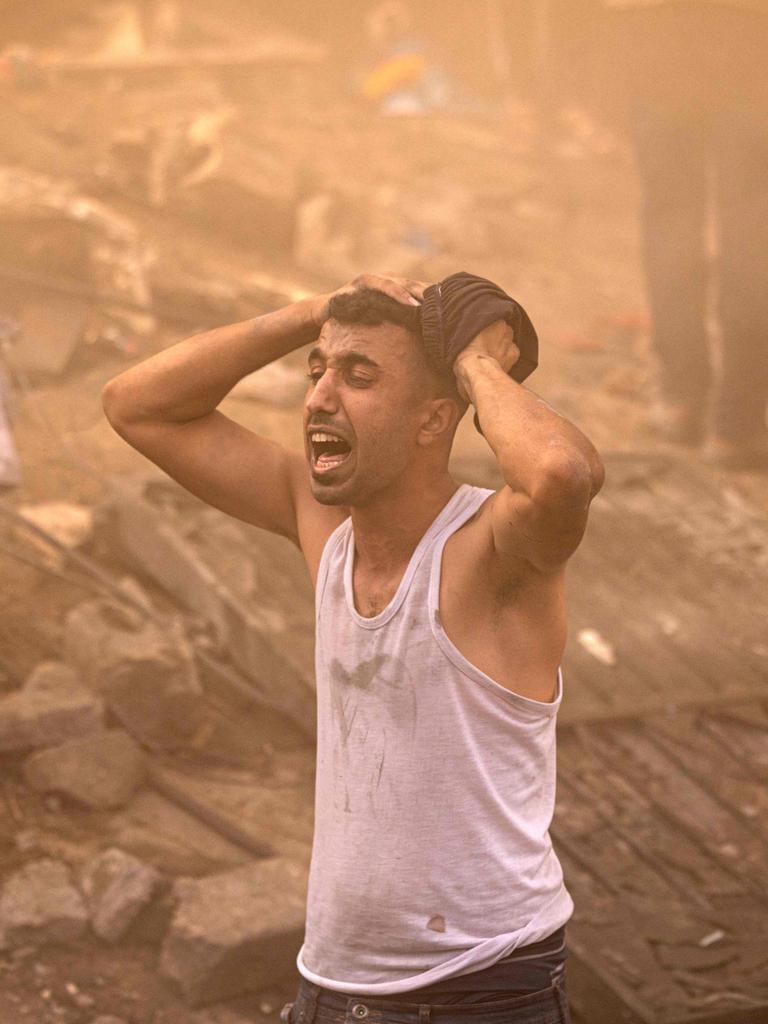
[349,473,460,575]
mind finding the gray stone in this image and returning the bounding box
[160,858,307,1007]
[108,480,316,738]
[80,847,161,942]
[23,729,146,810]
[0,662,104,753]
[64,600,203,750]
[0,858,88,950]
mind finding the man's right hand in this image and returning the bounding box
[311,273,427,328]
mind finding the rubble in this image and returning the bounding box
[109,789,252,877]
[0,859,88,950]
[80,847,162,943]
[64,599,204,750]
[160,858,308,1006]
[17,501,93,551]
[0,165,155,376]
[22,728,146,810]
[108,481,316,735]
[0,661,105,753]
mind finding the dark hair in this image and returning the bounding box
[327,287,464,404]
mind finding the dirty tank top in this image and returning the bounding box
[296,483,573,995]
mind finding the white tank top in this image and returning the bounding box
[296,483,573,995]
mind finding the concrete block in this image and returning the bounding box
[109,481,316,736]
[23,729,146,810]
[64,600,204,750]
[160,858,307,1006]
[0,858,88,950]
[0,662,104,753]
[81,847,161,942]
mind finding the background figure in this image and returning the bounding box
[606,0,768,469]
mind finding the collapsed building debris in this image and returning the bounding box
[80,847,162,943]
[0,859,89,950]
[23,728,146,810]
[0,165,154,375]
[0,661,105,753]
[107,478,316,735]
[160,858,308,1007]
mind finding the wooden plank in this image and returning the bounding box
[595,724,768,896]
[559,451,768,723]
[645,707,768,843]
[556,710,768,1023]
[558,728,742,904]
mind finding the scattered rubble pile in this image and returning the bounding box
[1,479,317,1019]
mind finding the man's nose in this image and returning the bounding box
[306,370,339,415]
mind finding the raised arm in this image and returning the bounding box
[453,320,605,575]
[102,274,424,557]
[102,296,328,544]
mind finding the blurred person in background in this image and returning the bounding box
[605,0,768,469]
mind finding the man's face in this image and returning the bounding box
[302,319,429,506]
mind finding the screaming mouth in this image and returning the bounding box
[310,431,353,472]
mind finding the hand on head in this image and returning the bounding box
[313,273,427,328]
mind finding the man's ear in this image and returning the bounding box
[417,397,461,445]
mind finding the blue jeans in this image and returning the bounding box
[281,973,573,1024]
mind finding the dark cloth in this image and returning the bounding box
[419,272,539,434]
[366,925,567,1002]
[610,3,768,442]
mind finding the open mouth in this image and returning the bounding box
[309,431,353,474]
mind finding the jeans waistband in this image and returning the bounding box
[284,971,570,1023]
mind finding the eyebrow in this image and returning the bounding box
[307,347,382,371]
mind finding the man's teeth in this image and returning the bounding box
[311,432,344,443]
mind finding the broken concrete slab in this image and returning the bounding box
[64,599,205,751]
[109,790,252,878]
[160,858,308,1006]
[0,166,153,316]
[17,501,93,550]
[107,480,316,736]
[64,600,199,696]
[149,762,313,864]
[23,728,146,810]
[0,661,104,753]
[80,847,161,943]
[0,858,89,950]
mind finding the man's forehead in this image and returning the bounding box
[311,319,415,362]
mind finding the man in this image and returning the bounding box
[102,272,604,1023]
[604,0,768,469]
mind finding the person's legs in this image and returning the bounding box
[709,15,768,458]
[634,114,710,427]
[615,6,713,441]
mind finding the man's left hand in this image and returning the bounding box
[452,320,520,402]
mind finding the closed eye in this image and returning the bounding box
[306,370,373,387]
